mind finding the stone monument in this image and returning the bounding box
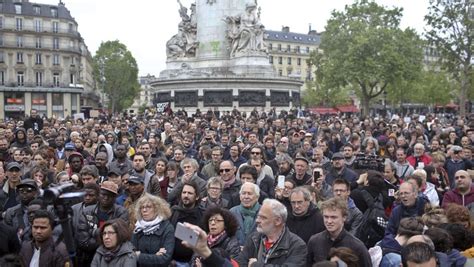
[151,0,303,112]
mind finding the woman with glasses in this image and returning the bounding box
[191,207,240,266]
[132,193,175,267]
[91,218,137,267]
[200,177,228,209]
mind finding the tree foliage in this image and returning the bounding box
[303,51,350,107]
[93,40,140,113]
[316,0,423,116]
[425,0,473,117]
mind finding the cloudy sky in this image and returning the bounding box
[40,0,429,76]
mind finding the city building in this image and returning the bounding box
[129,74,154,115]
[265,26,321,89]
[0,0,96,120]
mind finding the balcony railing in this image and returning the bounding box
[1,23,80,37]
[0,40,82,54]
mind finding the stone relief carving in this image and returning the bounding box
[224,2,267,57]
[238,91,266,106]
[175,91,198,107]
[166,0,198,59]
[169,63,212,78]
[204,91,233,106]
[271,91,290,106]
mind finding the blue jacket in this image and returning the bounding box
[380,234,403,267]
[230,204,260,246]
[131,220,175,267]
[385,197,426,236]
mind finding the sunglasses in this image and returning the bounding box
[18,187,36,193]
[219,169,232,173]
[251,152,261,155]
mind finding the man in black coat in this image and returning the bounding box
[23,109,43,135]
[286,187,325,243]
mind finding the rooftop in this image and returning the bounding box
[0,0,76,23]
[265,27,321,45]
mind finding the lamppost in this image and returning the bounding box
[383,90,388,118]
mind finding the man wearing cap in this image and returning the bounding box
[107,168,127,206]
[287,157,313,186]
[0,162,24,211]
[76,181,129,266]
[3,179,38,239]
[124,175,146,229]
[325,152,358,187]
[445,145,473,187]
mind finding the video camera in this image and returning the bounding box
[352,153,385,172]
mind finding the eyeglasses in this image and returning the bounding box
[251,152,261,155]
[102,231,117,236]
[219,169,232,173]
[208,218,225,223]
[290,200,306,206]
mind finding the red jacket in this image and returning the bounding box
[442,186,474,208]
[407,154,432,168]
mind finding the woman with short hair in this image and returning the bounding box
[91,218,137,267]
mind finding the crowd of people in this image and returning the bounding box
[0,107,473,267]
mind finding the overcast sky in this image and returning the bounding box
[40,0,429,76]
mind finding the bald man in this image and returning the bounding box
[442,170,474,208]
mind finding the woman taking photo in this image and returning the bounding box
[91,218,137,267]
[192,207,240,266]
[132,193,175,267]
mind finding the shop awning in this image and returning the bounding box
[308,107,339,114]
[337,105,359,113]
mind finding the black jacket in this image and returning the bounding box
[0,220,20,256]
[236,227,307,267]
[170,204,204,262]
[287,203,325,243]
[131,220,175,267]
[307,229,372,267]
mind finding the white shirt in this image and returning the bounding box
[29,247,40,267]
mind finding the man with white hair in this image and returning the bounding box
[407,143,432,169]
[236,198,307,266]
[230,182,261,246]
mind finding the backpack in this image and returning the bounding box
[355,191,388,248]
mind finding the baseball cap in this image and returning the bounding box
[6,162,22,171]
[16,179,38,190]
[127,175,144,184]
[107,168,122,177]
[332,152,344,160]
[100,181,118,195]
[65,142,75,150]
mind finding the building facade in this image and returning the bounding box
[129,74,154,115]
[0,0,95,120]
[265,26,321,89]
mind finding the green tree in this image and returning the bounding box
[425,0,473,117]
[318,0,423,116]
[93,40,140,113]
[303,51,350,107]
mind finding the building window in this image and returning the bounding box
[53,37,59,49]
[36,72,43,86]
[287,57,292,65]
[297,58,301,66]
[287,45,291,52]
[34,19,41,32]
[0,17,3,29]
[0,51,4,62]
[53,21,59,33]
[15,4,22,14]
[71,56,75,66]
[53,73,60,87]
[269,56,273,64]
[17,71,24,86]
[278,56,282,64]
[278,44,282,51]
[70,73,75,84]
[0,34,3,46]
[16,52,23,63]
[306,47,310,53]
[36,37,42,48]
[33,5,41,15]
[16,36,23,47]
[51,8,58,18]
[296,46,300,53]
[16,18,22,30]
[53,54,60,65]
[35,53,42,65]
[268,43,272,50]
[278,69,283,76]
[0,71,4,85]
[68,23,74,33]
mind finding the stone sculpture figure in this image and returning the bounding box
[225,2,267,57]
[166,0,198,58]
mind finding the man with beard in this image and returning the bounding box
[130,152,160,196]
[54,135,66,160]
[286,187,325,243]
[343,144,356,168]
[228,144,246,168]
[236,199,307,266]
[170,181,203,266]
[276,153,294,178]
[202,146,223,179]
[394,148,415,180]
[325,152,358,187]
[109,144,133,175]
[0,162,23,211]
[287,157,313,187]
[24,109,43,135]
[137,141,158,171]
[183,134,198,159]
[3,179,38,239]
[0,137,11,163]
[307,197,372,266]
[95,152,109,183]
[407,143,432,169]
[76,181,129,266]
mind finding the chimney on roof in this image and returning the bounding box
[308,29,317,36]
[282,26,290,33]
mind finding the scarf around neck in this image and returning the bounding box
[240,202,260,236]
[134,215,163,235]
